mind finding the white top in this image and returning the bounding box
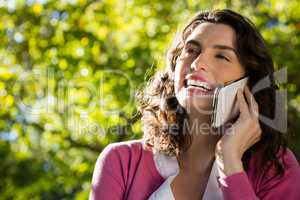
[148,152,223,200]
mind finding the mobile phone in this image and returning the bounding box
[211,76,249,128]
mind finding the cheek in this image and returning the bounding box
[212,68,227,84]
[211,63,246,84]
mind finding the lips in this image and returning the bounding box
[186,74,208,82]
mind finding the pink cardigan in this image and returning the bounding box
[90,139,300,200]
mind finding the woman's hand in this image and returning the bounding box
[215,86,262,176]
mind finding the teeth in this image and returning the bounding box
[187,79,212,90]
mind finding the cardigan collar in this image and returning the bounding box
[152,152,223,200]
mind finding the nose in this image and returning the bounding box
[190,53,209,72]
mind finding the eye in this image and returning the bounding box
[186,48,200,55]
[215,54,230,62]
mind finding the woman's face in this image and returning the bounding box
[174,22,246,114]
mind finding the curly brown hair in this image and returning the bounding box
[138,9,287,177]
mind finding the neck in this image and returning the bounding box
[177,111,220,174]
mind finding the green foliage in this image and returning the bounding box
[0,0,299,199]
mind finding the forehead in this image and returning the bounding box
[186,22,237,47]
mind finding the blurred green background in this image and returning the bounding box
[0,0,299,199]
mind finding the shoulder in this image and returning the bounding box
[247,147,300,181]
[265,147,299,174]
[249,147,300,193]
[276,147,300,179]
[273,148,300,181]
[92,139,150,181]
[281,148,300,167]
[249,147,299,172]
[96,139,152,171]
[105,138,147,151]
[100,139,146,157]
[90,139,151,199]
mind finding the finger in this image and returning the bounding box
[253,133,262,145]
[237,88,250,117]
[244,86,259,117]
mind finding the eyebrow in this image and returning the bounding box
[185,39,237,55]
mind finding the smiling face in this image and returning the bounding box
[174,22,246,114]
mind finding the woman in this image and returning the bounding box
[90,9,300,200]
